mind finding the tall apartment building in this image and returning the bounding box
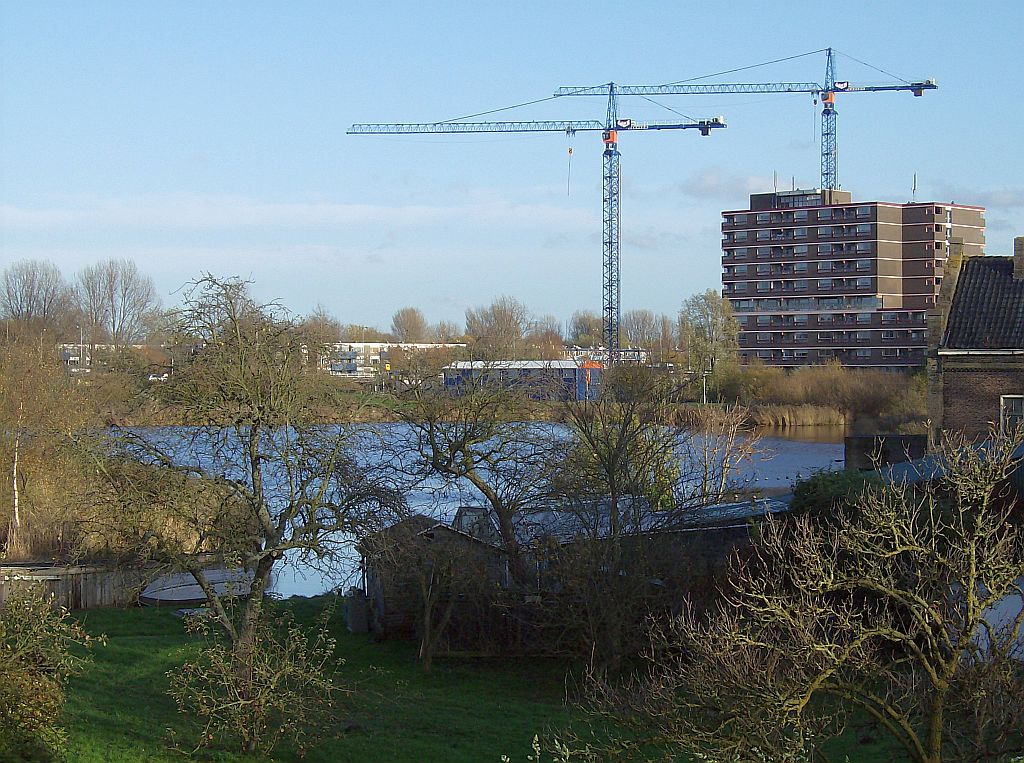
[721,189,985,368]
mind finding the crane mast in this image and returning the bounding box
[350,88,725,361]
[556,48,937,190]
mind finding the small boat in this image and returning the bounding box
[139,568,254,607]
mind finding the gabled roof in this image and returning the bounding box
[943,256,1024,350]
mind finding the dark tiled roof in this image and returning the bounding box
[944,256,1024,349]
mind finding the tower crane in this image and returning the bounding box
[555,48,936,191]
[349,85,725,359]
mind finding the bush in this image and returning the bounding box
[789,469,879,520]
[0,585,99,760]
[168,604,343,756]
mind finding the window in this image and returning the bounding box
[794,244,809,255]
[856,277,872,290]
[794,332,809,342]
[817,262,832,272]
[1001,396,1024,434]
[757,350,772,359]
[856,206,871,218]
[794,314,809,326]
[757,281,770,292]
[934,206,944,215]
[856,223,872,235]
[733,230,748,241]
[818,350,835,358]
[733,247,748,257]
[732,213,747,224]
[734,264,748,275]
[794,350,809,359]
[818,244,833,255]
[794,279,808,291]
[818,314,834,324]
[855,242,872,253]
[857,313,872,324]
[756,332,770,343]
[794,227,808,238]
[818,208,833,220]
[756,264,770,275]
[856,331,871,342]
[856,259,872,271]
[856,348,871,358]
[756,247,770,258]
[736,316,748,326]
[881,348,898,358]
[881,312,897,324]
[756,315,770,326]
[756,213,770,223]
[817,332,833,341]
[794,262,808,273]
[733,281,747,292]
[756,230,770,241]
[817,278,833,289]
[794,210,809,221]
[882,330,896,341]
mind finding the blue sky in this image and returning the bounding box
[2,1,1022,332]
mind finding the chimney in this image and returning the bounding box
[1015,236,1024,280]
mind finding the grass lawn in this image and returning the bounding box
[63,597,580,763]
[57,597,906,762]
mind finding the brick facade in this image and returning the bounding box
[940,362,1024,439]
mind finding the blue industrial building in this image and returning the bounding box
[442,360,603,401]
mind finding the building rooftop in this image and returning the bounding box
[943,256,1024,350]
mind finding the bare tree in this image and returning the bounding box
[300,304,343,344]
[0,260,72,335]
[391,306,429,343]
[541,369,760,668]
[391,371,555,588]
[339,324,392,342]
[80,276,405,754]
[361,516,499,672]
[76,259,158,346]
[620,309,659,350]
[431,320,462,343]
[568,310,603,348]
[464,296,530,358]
[524,315,565,360]
[585,427,1024,763]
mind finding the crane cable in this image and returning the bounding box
[566,138,574,198]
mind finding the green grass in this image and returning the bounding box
[63,598,578,762]
[57,598,906,762]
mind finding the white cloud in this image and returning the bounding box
[675,167,774,201]
[927,185,1024,211]
[0,194,591,232]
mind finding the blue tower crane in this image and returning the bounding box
[555,48,936,191]
[349,86,725,359]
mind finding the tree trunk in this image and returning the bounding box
[7,406,24,557]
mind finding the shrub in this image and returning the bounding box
[789,469,879,520]
[0,585,99,760]
[168,604,343,756]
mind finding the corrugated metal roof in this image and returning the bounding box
[944,257,1024,349]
